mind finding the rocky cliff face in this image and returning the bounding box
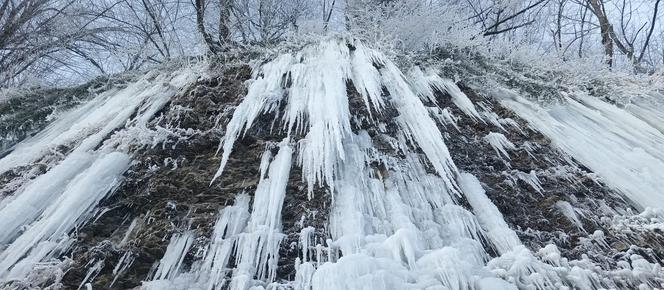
[1,37,663,290]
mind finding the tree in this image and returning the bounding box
[587,0,661,69]
[0,0,126,86]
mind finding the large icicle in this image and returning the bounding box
[230,140,293,288]
[286,41,353,195]
[381,61,460,193]
[0,152,131,280]
[197,195,251,289]
[211,55,294,183]
[458,173,521,254]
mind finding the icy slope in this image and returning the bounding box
[136,38,663,290]
[0,67,199,285]
[1,37,664,290]
[493,87,664,210]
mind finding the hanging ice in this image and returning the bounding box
[0,67,199,285]
[496,87,664,209]
[483,132,517,160]
[204,37,566,290]
[211,37,458,196]
[230,140,293,288]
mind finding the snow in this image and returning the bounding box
[495,86,664,209]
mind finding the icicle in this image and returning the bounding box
[555,201,586,233]
[426,73,483,121]
[483,132,517,160]
[77,260,104,290]
[286,40,353,196]
[516,170,544,193]
[211,55,294,184]
[231,139,292,288]
[458,173,521,254]
[380,61,460,193]
[0,152,95,243]
[300,227,315,262]
[0,152,131,280]
[436,107,461,131]
[407,66,438,105]
[197,194,250,290]
[151,231,195,281]
[294,259,315,290]
[110,250,135,288]
[349,40,386,113]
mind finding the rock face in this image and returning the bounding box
[1,38,664,290]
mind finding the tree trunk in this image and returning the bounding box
[587,0,614,66]
[195,0,219,53]
[219,0,232,45]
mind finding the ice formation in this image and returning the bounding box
[128,37,664,290]
[495,87,664,209]
[2,37,664,290]
[191,37,664,289]
[483,132,517,160]
[0,67,199,283]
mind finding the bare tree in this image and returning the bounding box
[482,0,550,37]
[587,0,661,69]
[0,0,128,86]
